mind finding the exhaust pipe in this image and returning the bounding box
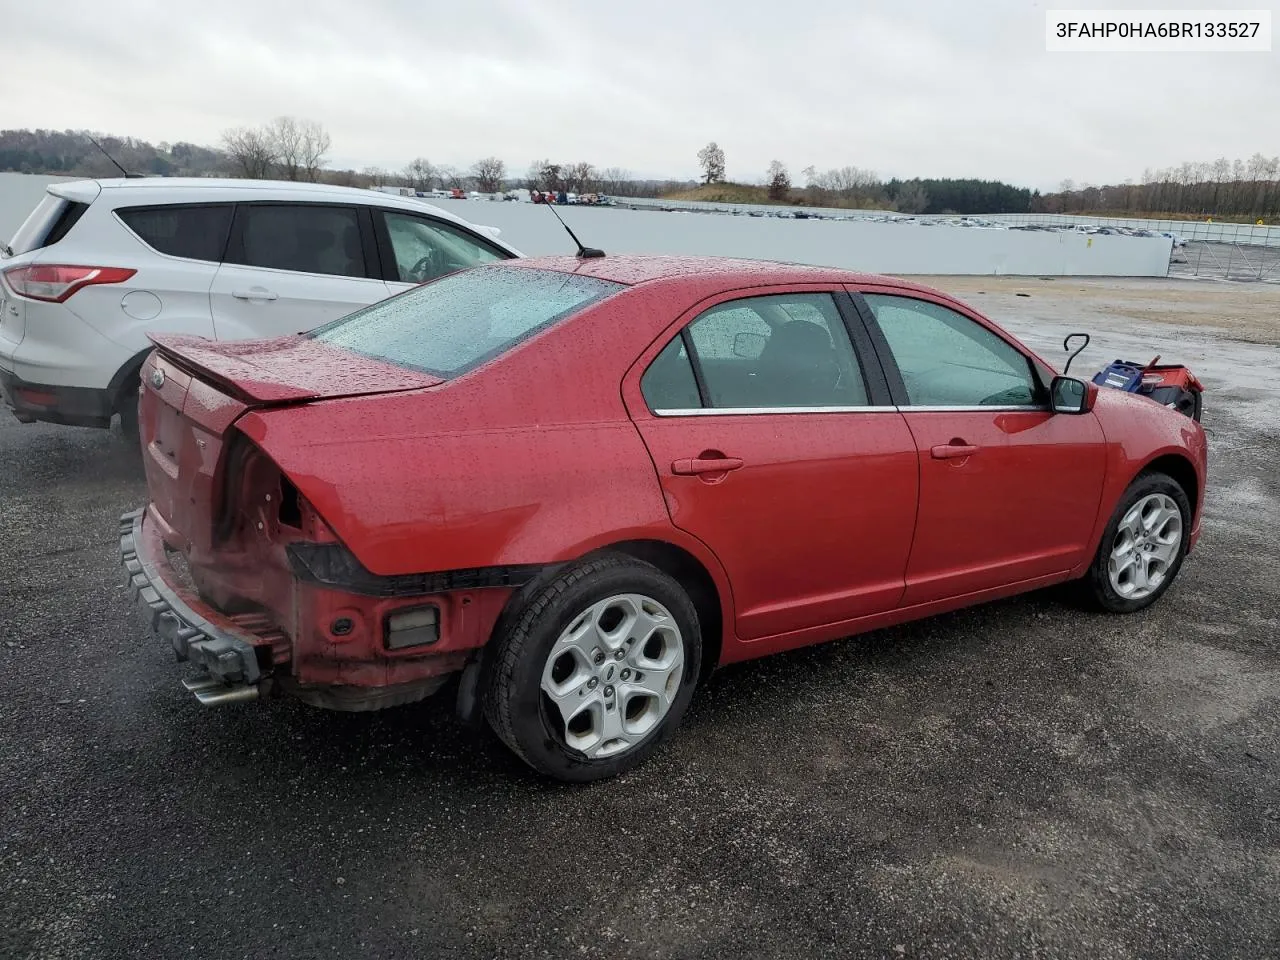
[181,675,259,706]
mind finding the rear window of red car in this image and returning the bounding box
[310,265,623,377]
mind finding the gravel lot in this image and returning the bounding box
[1,277,1277,960]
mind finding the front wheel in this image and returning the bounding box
[484,555,702,782]
[1082,472,1191,613]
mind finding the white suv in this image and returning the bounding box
[0,178,521,433]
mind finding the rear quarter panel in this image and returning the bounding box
[233,279,735,587]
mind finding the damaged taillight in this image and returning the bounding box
[385,606,440,649]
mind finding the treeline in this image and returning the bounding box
[784,165,1036,214]
[0,126,693,198]
[1036,155,1280,220]
[0,128,224,179]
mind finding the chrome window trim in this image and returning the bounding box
[653,405,900,416]
[651,403,1049,417]
[903,404,1048,413]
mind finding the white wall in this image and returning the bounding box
[0,173,1173,277]
[446,200,1174,277]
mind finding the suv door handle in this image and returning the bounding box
[231,289,279,301]
[672,457,745,475]
[931,442,979,459]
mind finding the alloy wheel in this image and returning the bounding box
[539,593,685,759]
[1107,492,1183,600]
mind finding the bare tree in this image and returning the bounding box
[437,165,465,190]
[803,165,882,206]
[894,181,929,214]
[564,161,596,193]
[222,126,279,179]
[266,116,304,179]
[597,167,631,193]
[298,120,330,182]
[697,142,726,184]
[530,160,563,192]
[404,157,436,191]
[471,156,506,193]
[766,160,790,201]
[362,165,389,187]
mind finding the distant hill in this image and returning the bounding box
[0,128,228,179]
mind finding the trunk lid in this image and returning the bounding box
[147,333,442,404]
[141,334,441,556]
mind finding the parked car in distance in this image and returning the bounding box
[0,178,520,434]
[120,255,1207,782]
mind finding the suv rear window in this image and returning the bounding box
[312,265,623,377]
[8,195,89,257]
[117,204,234,262]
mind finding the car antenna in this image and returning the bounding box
[87,136,144,179]
[544,202,605,258]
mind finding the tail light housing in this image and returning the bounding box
[2,264,136,303]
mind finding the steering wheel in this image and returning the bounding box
[406,252,437,283]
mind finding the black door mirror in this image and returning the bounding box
[1050,376,1091,414]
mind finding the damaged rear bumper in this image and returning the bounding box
[118,507,264,705]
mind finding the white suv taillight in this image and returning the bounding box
[1,264,136,303]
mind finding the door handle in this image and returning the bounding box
[931,443,979,460]
[231,289,279,301]
[672,456,745,476]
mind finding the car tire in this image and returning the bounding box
[483,554,702,782]
[1080,472,1192,614]
[116,377,140,441]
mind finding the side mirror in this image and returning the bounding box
[733,331,767,359]
[1050,375,1095,414]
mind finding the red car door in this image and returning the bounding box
[622,287,919,646]
[855,288,1107,606]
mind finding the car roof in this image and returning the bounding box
[505,254,945,297]
[63,177,508,243]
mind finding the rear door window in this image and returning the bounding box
[117,204,234,262]
[379,211,507,283]
[227,204,368,278]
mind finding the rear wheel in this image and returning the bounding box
[484,554,701,782]
[1082,472,1191,613]
[116,376,140,441]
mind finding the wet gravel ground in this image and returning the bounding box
[1,280,1277,960]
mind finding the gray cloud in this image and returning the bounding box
[3,0,1277,189]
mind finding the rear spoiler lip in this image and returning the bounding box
[47,180,103,205]
[145,334,438,407]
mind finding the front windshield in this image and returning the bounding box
[311,265,623,377]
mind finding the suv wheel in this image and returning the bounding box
[115,375,140,440]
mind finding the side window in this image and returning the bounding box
[117,204,233,262]
[687,293,868,409]
[641,336,700,411]
[230,204,366,278]
[864,295,1039,407]
[382,212,506,283]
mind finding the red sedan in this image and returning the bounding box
[120,256,1207,781]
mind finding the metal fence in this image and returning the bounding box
[988,213,1280,247]
[1170,241,1280,282]
[617,196,1280,248]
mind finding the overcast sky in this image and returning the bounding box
[5,0,1277,190]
